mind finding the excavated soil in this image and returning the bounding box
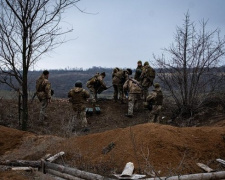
[1,99,225,179]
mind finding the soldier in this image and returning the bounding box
[68,80,90,130]
[140,61,155,101]
[134,60,143,82]
[86,72,107,103]
[112,68,132,103]
[123,77,142,117]
[146,83,163,123]
[36,70,51,123]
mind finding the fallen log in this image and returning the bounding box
[145,171,225,180]
[46,169,85,180]
[11,167,38,171]
[45,162,114,180]
[0,160,41,168]
[217,159,225,166]
[47,152,65,163]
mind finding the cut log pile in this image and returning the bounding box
[1,152,225,180]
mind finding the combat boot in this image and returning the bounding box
[125,114,133,118]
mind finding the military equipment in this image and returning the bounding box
[97,85,113,94]
[86,108,93,115]
[95,106,101,114]
[126,68,132,75]
[129,78,143,90]
[75,80,82,88]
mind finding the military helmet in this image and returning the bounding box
[144,61,149,66]
[137,60,142,64]
[101,72,106,77]
[75,80,82,88]
[126,68,132,75]
[43,70,49,75]
[154,83,160,89]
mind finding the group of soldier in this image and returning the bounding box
[35,60,163,130]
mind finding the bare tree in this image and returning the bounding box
[154,12,225,118]
[0,0,81,130]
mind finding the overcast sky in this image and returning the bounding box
[35,0,225,70]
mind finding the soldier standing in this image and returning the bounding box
[140,61,155,102]
[112,68,132,103]
[68,81,90,130]
[86,72,107,103]
[134,60,143,82]
[147,83,163,123]
[36,70,51,123]
[123,77,142,117]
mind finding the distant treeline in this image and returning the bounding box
[0,66,131,98]
[0,66,225,98]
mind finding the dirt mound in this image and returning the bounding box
[0,125,30,156]
[48,123,225,176]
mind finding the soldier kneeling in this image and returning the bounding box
[146,83,163,123]
[68,81,90,131]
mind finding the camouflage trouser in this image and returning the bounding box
[39,99,48,121]
[72,110,87,128]
[88,86,97,103]
[113,84,124,102]
[128,94,142,115]
[148,105,162,123]
[142,86,149,102]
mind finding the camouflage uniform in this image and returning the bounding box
[140,62,155,101]
[147,84,163,123]
[68,86,90,128]
[112,68,130,103]
[134,60,143,82]
[36,74,51,122]
[123,78,142,116]
[86,73,107,103]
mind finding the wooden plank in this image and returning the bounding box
[47,152,65,163]
[196,163,214,172]
[121,162,134,177]
[11,167,38,171]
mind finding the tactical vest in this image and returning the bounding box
[115,70,126,83]
[36,77,45,92]
[71,88,85,104]
[88,73,100,85]
[154,90,163,105]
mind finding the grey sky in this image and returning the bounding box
[36,0,225,70]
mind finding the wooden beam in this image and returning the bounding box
[145,171,225,180]
[47,152,65,163]
[46,169,85,180]
[11,167,38,171]
[45,162,114,180]
[0,160,41,168]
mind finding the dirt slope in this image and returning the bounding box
[47,123,225,176]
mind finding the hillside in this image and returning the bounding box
[1,123,225,179]
[1,98,225,179]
